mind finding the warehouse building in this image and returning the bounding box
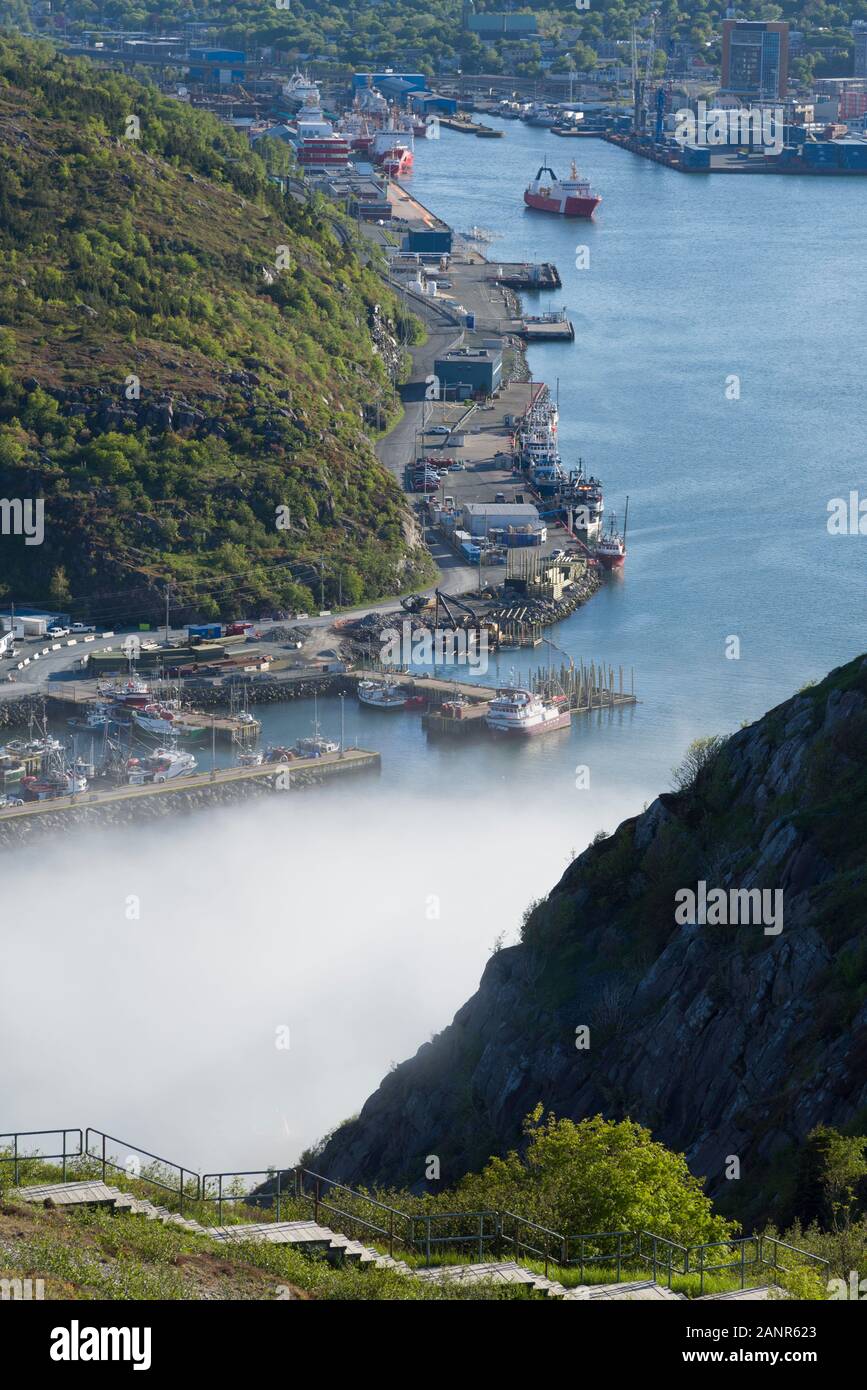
[434,347,502,398]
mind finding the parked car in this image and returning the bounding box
[48,626,70,638]
[428,425,450,435]
[70,622,96,634]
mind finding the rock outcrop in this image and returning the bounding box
[315,655,867,1214]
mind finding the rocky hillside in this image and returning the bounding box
[0,39,428,620]
[317,654,867,1223]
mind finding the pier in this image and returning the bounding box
[513,311,575,343]
[0,749,381,840]
[46,688,260,744]
[488,262,562,291]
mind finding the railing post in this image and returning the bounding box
[179,1167,185,1217]
[426,1215,432,1267]
[218,1175,223,1226]
[13,1134,18,1186]
[561,1235,567,1269]
[617,1233,622,1282]
[314,1176,320,1224]
[389,1208,394,1258]
[276,1172,282,1224]
[478,1214,483,1264]
[741,1241,746,1290]
[62,1132,67,1183]
[101,1133,106,1184]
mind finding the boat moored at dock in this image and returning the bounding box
[484,686,572,736]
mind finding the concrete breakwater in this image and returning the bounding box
[0,750,380,850]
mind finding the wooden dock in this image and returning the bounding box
[47,687,260,743]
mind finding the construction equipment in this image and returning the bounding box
[434,590,500,647]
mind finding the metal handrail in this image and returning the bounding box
[85,1128,200,1214]
[296,1168,413,1257]
[408,1209,501,1266]
[0,1129,83,1185]
[500,1210,567,1278]
[3,1126,833,1294]
[200,1170,286,1226]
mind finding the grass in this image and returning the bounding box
[1,1152,827,1300]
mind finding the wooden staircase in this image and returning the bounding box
[13,1179,773,1300]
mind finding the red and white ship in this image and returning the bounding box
[380,142,413,176]
[597,500,628,570]
[523,161,601,218]
[484,686,571,736]
[294,93,350,172]
[372,119,414,177]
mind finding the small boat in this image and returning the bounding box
[484,685,571,736]
[403,694,428,710]
[68,703,114,733]
[236,749,264,767]
[265,745,296,764]
[127,746,197,785]
[357,680,406,710]
[21,768,88,800]
[99,676,152,708]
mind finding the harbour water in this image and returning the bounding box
[4,122,865,1170]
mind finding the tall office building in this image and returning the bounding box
[721,20,789,101]
[854,22,867,79]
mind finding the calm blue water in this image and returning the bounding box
[50,131,867,806]
[403,119,867,789]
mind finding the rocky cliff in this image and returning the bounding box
[317,655,867,1219]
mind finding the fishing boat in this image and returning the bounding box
[357,680,406,710]
[126,746,198,785]
[293,696,340,756]
[524,162,601,218]
[597,499,629,570]
[67,702,114,733]
[484,685,571,736]
[131,704,207,741]
[98,676,152,708]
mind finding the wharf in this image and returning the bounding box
[439,116,503,137]
[47,687,260,743]
[0,749,380,824]
[513,313,575,342]
[488,262,562,291]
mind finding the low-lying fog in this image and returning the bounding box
[1,780,651,1176]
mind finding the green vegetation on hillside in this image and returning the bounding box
[0,38,431,619]
[39,0,867,81]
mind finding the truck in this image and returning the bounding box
[187,623,223,643]
[225,622,254,637]
[70,622,96,634]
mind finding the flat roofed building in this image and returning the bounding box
[722,20,789,101]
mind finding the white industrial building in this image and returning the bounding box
[460,502,541,537]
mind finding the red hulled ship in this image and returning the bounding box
[523,161,601,218]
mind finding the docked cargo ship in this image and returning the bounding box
[485,686,571,736]
[524,162,601,218]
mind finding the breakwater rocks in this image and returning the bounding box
[179,674,351,707]
[0,695,42,729]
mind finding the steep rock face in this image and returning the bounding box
[316,656,867,1201]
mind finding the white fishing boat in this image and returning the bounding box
[68,703,113,733]
[357,679,406,710]
[484,685,571,736]
[126,746,198,785]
